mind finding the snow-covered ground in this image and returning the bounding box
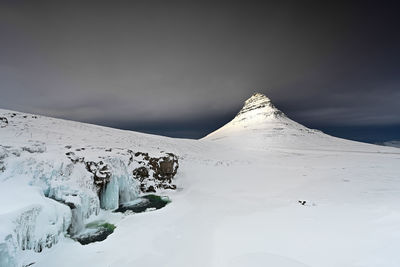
[1,93,399,267]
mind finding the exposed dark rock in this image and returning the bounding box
[143,185,156,193]
[150,153,179,182]
[65,202,76,209]
[65,152,84,164]
[0,117,8,128]
[132,167,149,181]
[0,160,5,172]
[85,161,111,193]
[134,151,150,160]
[160,160,174,176]
[159,184,177,190]
[131,152,179,193]
[298,200,306,205]
[66,152,77,163]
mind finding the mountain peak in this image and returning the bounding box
[235,92,283,119]
[202,91,310,142]
[248,92,270,100]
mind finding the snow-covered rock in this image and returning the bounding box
[130,151,179,192]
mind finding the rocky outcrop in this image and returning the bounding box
[0,117,8,128]
[132,166,149,180]
[130,152,179,193]
[85,161,112,194]
[65,151,112,196]
[64,147,179,195]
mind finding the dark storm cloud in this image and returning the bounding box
[0,0,399,141]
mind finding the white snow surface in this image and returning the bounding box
[1,93,400,267]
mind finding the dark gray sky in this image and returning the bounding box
[1,0,399,142]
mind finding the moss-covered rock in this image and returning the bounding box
[115,194,170,213]
[74,221,116,245]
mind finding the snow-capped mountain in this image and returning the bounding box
[204,93,319,145]
[204,93,380,151]
[1,93,400,267]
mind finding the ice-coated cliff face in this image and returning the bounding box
[0,144,141,266]
[100,158,139,210]
[0,109,184,267]
[0,180,71,267]
[0,105,187,267]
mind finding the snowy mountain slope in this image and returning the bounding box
[203,93,385,152]
[1,94,400,267]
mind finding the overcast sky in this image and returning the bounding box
[1,0,399,141]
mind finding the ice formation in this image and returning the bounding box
[0,182,71,267]
[100,158,139,210]
[0,138,172,267]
